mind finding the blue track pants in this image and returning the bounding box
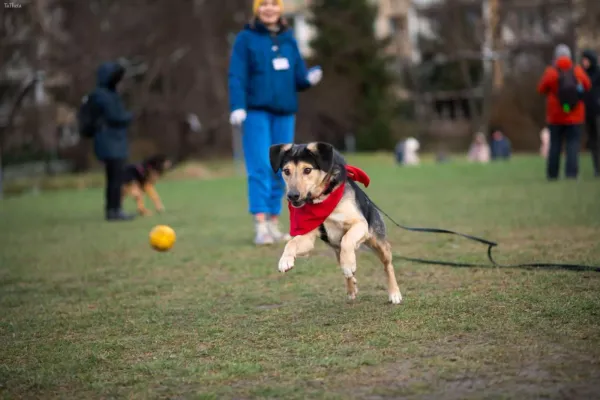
[241,110,295,216]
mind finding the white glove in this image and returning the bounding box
[307,66,322,86]
[229,109,247,126]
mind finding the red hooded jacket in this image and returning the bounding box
[537,56,591,125]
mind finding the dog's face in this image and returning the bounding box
[145,154,171,174]
[269,142,334,208]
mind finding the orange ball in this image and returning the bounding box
[149,225,176,252]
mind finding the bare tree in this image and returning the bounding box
[9,0,254,167]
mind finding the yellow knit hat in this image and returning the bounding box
[253,0,284,14]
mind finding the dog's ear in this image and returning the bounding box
[307,142,334,173]
[269,144,291,173]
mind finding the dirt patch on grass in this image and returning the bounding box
[333,343,600,400]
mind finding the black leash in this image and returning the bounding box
[373,205,600,273]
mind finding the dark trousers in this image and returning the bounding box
[547,124,582,180]
[104,158,125,211]
[584,116,600,176]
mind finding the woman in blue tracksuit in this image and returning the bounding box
[228,0,322,245]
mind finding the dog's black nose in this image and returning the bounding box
[287,191,300,202]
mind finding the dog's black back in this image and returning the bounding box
[122,154,168,186]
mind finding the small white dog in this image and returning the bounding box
[403,137,420,166]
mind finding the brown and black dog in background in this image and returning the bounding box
[121,154,172,216]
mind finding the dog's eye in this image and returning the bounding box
[303,168,312,175]
[283,168,291,176]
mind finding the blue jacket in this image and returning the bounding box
[90,61,133,161]
[490,137,511,160]
[228,21,312,115]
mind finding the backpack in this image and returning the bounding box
[77,94,99,138]
[556,67,582,113]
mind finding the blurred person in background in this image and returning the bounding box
[90,60,135,221]
[467,132,491,163]
[537,44,591,181]
[394,137,420,166]
[489,127,512,161]
[394,139,405,165]
[581,49,600,177]
[540,127,550,159]
[228,0,323,246]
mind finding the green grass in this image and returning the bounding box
[1,154,600,399]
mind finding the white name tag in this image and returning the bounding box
[272,57,290,71]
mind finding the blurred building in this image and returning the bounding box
[409,0,578,152]
[283,0,414,62]
[574,0,600,54]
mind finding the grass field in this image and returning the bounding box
[1,154,600,399]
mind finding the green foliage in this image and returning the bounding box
[308,0,396,151]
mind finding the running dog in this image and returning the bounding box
[269,142,403,304]
[122,154,171,216]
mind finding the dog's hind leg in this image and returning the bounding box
[367,237,402,305]
[339,222,369,300]
[143,183,165,212]
[121,183,131,205]
[130,184,151,216]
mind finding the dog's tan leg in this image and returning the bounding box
[121,183,131,204]
[367,237,402,304]
[338,222,369,300]
[278,230,318,273]
[143,183,165,212]
[339,222,369,277]
[335,249,359,300]
[130,184,151,216]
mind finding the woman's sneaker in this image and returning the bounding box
[254,221,275,246]
[268,220,291,242]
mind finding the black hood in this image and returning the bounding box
[96,61,125,90]
[582,49,598,73]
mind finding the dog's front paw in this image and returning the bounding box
[347,277,359,300]
[278,254,295,273]
[388,291,403,305]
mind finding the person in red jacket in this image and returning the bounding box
[538,44,591,180]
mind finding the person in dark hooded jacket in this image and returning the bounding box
[581,49,600,176]
[90,61,135,221]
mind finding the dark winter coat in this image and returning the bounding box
[582,49,600,118]
[90,61,133,161]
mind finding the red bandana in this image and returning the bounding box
[288,165,371,237]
